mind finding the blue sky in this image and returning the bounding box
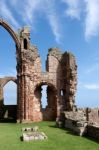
[0,0,99,108]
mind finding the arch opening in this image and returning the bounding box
[34,83,57,121]
[4,81,17,105]
[0,81,17,121]
[0,19,20,49]
[0,20,19,122]
[41,85,48,108]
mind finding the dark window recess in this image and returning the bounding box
[24,38,27,49]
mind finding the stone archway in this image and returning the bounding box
[0,19,77,123]
[0,19,20,121]
[0,19,20,49]
[33,82,57,121]
[0,78,17,120]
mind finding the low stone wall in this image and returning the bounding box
[87,125,99,140]
[86,108,99,125]
[64,111,87,136]
[65,119,87,136]
[61,110,99,141]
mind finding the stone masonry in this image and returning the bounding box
[0,18,99,141]
[0,19,77,123]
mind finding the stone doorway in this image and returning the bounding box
[34,83,57,121]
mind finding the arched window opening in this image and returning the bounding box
[0,21,17,121]
[4,81,17,105]
[60,90,64,96]
[24,38,28,49]
[34,83,57,121]
[41,85,48,108]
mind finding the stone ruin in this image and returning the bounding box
[0,18,77,123]
[0,18,99,141]
[61,107,99,140]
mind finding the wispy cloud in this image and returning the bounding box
[84,84,99,90]
[62,0,99,40]
[0,0,62,43]
[78,81,99,90]
[45,1,62,43]
[0,0,20,28]
[47,13,62,43]
[85,0,99,40]
[1,0,99,42]
[86,63,99,74]
[62,0,82,19]
[21,0,42,25]
[7,0,62,43]
[23,0,62,43]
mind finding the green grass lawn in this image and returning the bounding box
[0,121,99,150]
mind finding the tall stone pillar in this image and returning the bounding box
[17,27,31,123]
[61,52,77,111]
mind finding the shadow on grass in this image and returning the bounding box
[49,124,99,144]
[84,135,99,144]
[49,124,78,136]
[0,118,16,123]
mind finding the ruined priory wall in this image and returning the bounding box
[87,124,99,140]
[32,57,42,121]
[61,53,77,111]
[86,108,99,125]
[46,51,62,119]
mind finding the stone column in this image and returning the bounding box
[61,52,77,111]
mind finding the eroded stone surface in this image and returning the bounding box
[61,108,99,139]
[0,19,78,122]
[0,18,99,141]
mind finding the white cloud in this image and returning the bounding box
[62,0,99,40]
[84,84,99,90]
[45,1,62,43]
[2,0,99,42]
[85,0,99,39]
[62,0,82,19]
[0,0,20,28]
[47,13,61,43]
[78,81,99,90]
[86,63,99,74]
[8,0,62,43]
[21,0,42,25]
[20,0,62,43]
[1,0,62,43]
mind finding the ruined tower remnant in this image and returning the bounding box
[0,19,77,123]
